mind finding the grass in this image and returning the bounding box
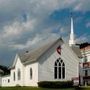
[0,87,90,90]
[0,87,75,90]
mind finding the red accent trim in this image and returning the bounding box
[57,45,61,55]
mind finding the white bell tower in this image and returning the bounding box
[69,17,75,46]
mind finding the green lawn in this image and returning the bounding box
[0,87,75,90]
[0,87,90,90]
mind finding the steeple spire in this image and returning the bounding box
[69,17,75,46]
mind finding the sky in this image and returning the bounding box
[0,0,90,66]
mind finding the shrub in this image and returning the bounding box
[16,84,21,87]
[38,81,73,88]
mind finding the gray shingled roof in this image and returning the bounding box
[18,38,63,65]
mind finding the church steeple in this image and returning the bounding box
[69,17,75,46]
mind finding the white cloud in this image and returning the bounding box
[76,34,89,44]
[0,17,37,49]
[0,0,89,18]
[60,26,69,35]
[11,33,58,50]
[86,22,90,28]
[74,3,82,11]
[0,18,36,39]
[73,0,90,11]
[11,34,42,49]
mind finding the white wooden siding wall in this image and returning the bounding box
[24,62,38,86]
[2,57,25,86]
[0,77,2,86]
[38,42,79,82]
[2,76,11,86]
[62,44,79,80]
[11,57,25,86]
[10,69,16,86]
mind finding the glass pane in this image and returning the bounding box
[55,62,57,66]
[59,67,61,79]
[54,67,57,79]
[30,68,32,79]
[62,63,65,66]
[13,72,15,81]
[61,60,63,63]
[59,62,61,66]
[18,69,21,80]
[62,67,65,79]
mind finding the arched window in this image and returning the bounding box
[18,69,21,80]
[13,72,15,81]
[54,58,65,79]
[30,68,33,79]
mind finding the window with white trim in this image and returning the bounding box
[54,58,65,79]
[13,72,15,81]
[17,69,21,80]
[30,68,33,79]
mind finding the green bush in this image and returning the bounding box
[16,84,21,87]
[38,81,73,88]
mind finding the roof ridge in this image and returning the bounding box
[18,37,63,64]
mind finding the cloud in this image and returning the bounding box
[73,0,90,11]
[0,0,89,49]
[12,34,42,49]
[0,14,60,50]
[86,22,90,28]
[0,0,90,18]
[0,18,37,48]
[60,26,70,35]
[76,34,90,44]
[10,33,59,50]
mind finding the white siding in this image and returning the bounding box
[24,62,38,86]
[2,56,25,86]
[0,77,2,86]
[10,57,25,86]
[38,43,79,82]
[2,76,11,87]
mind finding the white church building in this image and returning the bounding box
[1,18,81,87]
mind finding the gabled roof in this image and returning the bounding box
[18,38,63,65]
